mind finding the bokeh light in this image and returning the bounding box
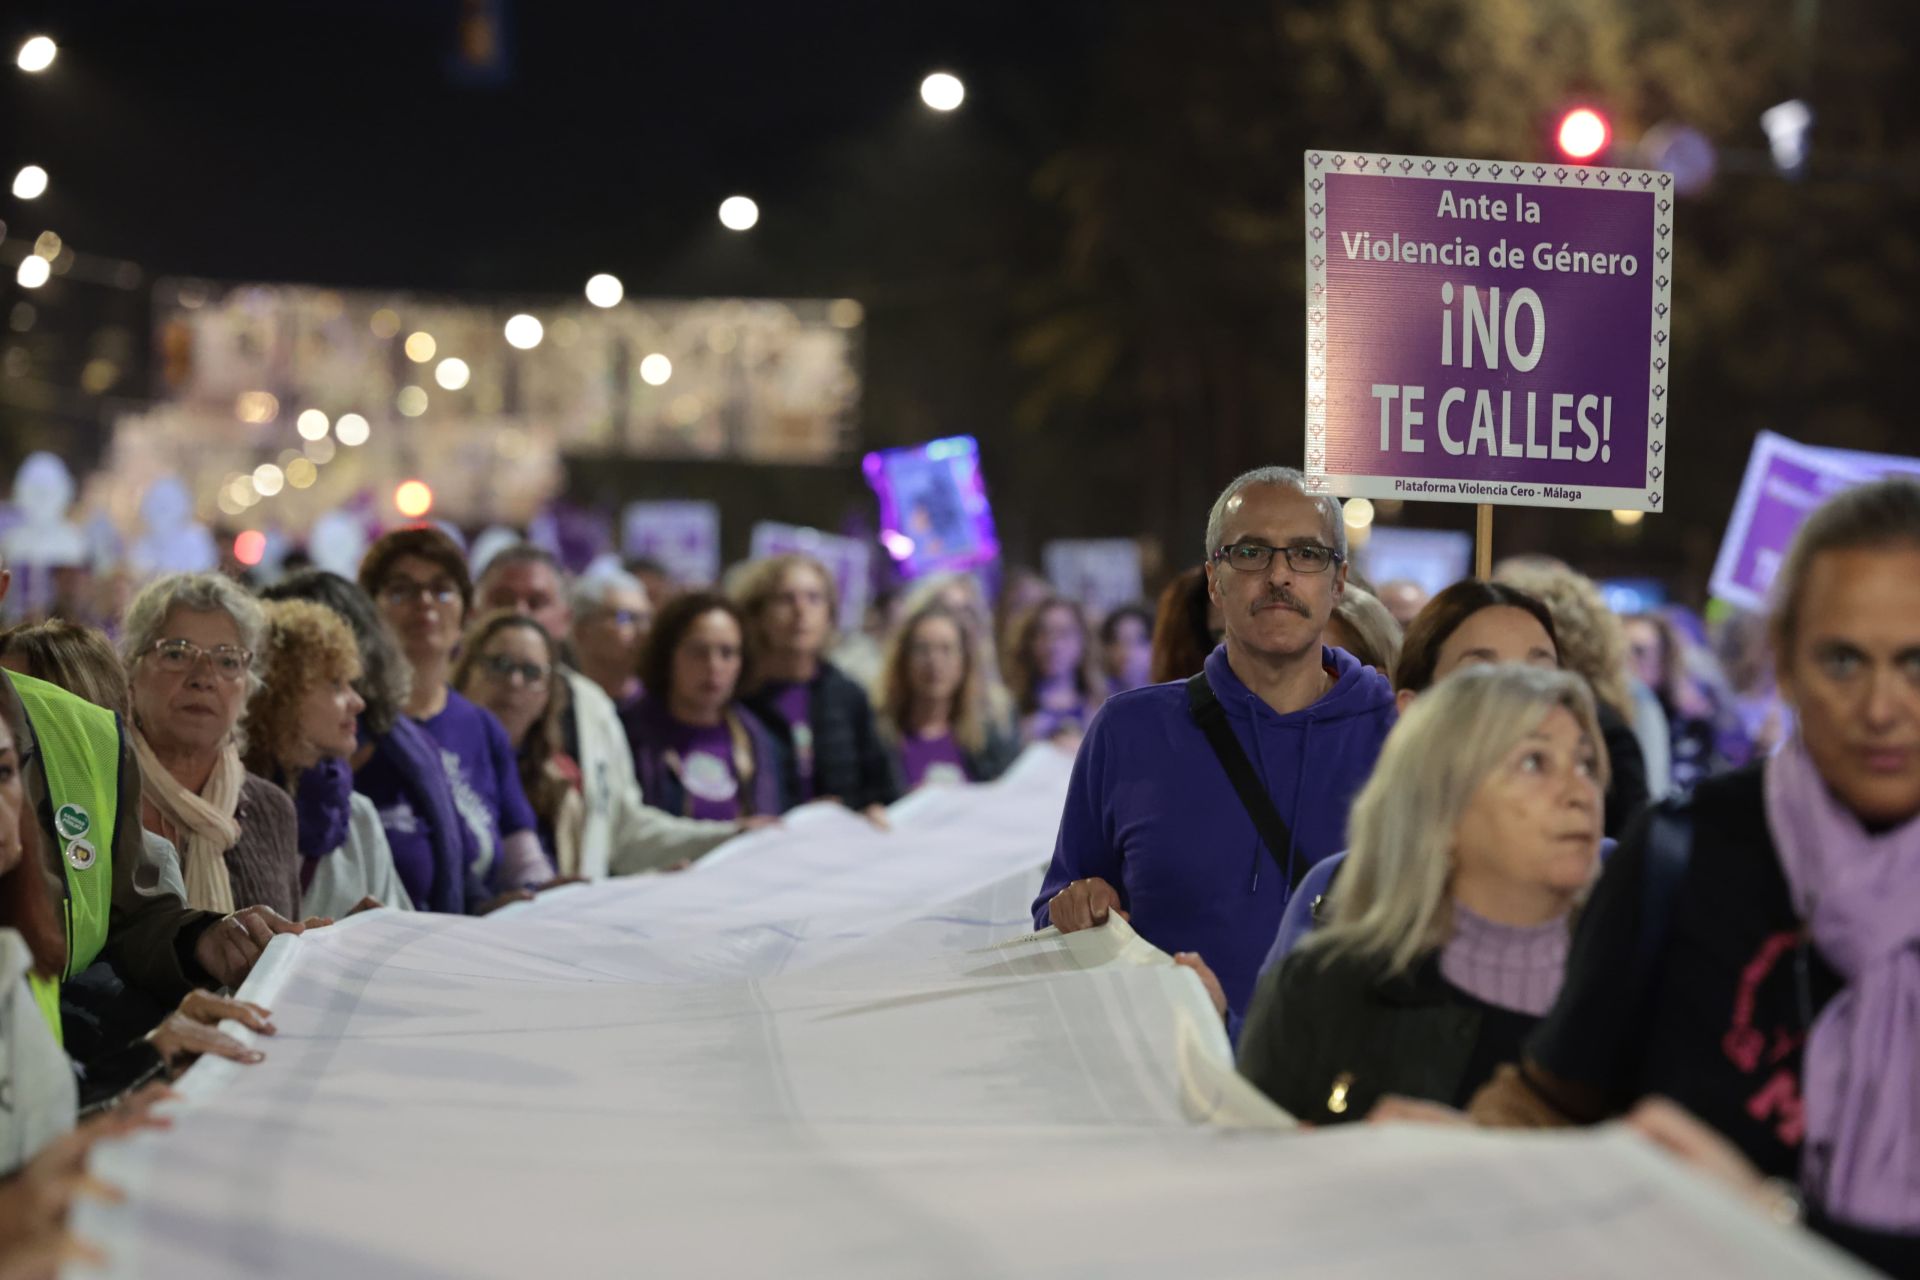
[718,196,759,231]
[334,413,371,446]
[920,72,965,112]
[504,314,544,349]
[638,353,673,386]
[395,480,434,518]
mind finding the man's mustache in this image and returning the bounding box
[1251,589,1311,617]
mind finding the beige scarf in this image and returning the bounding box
[133,728,244,915]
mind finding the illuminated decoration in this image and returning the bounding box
[504,313,543,349]
[919,72,965,112]
[1612,509,1645,526]
[435,357,471,390]
[1342,497,1376,529]
[395,480,434,518]
[334,413,370,446]
[11,165,47,200]
[1556,107,1610,162]
[235,391,280,424]
[15,257,49,289]
[252,463,285,497]
[404,332,437,362]
[861,435,999,579]
[585,274,623,308]
[718,196,759,231]
[16,36,56,73]
[370,308,401,339]
[296,409,330,440]
[396,386,429,417]
[638,353,672,386]
[286,457,319,489]
[233,530,267,566]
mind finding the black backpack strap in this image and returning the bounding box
[1633,797,1694,992]
[1186,671,1305,890]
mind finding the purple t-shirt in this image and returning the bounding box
[899,732,969,791]
[415,690,539,885]
[663,719,744,822]
[1021,703,1093,745]
[767,682,815,803]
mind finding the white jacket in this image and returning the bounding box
[564,668,736,879]
[1,929,75,1175]
[302,794,417,920]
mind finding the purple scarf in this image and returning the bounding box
[1765,734,1920,1231]
[1440,903,1570,1017]
[294,758,354,860]
[374,718,480,915]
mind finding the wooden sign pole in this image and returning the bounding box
[1475,504,1494,580]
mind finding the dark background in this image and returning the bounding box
[4,0,1917,595]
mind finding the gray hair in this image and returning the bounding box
[476,542,564,592]
[1202,466,1347,565]
[1303,663,1609,977]
[120,572,268,697]
[571,566,646,615]
[1329,585,1403,674]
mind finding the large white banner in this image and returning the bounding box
[74,749,1868,1278]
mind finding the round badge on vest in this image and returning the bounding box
[680,751,740,804]
[55,803,91,841]
[65,836,97,872]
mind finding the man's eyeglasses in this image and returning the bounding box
[382,579,461,608]
[145,639,253,681]
[480,654,551,686]
[1210,542,1343,574]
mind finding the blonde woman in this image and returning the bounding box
[1495,559,1650,834]
[873,601,1019,792]
[1003,596,1107,746]
[1232,664,1607,1124]
[1324,585,1403,680]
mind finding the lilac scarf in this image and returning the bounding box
[1765,734,1920,1231]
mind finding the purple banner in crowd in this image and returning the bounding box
[1708,431,1920,612]
[1304,150,1674,512]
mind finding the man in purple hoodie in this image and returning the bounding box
[1033,466,1396,1020]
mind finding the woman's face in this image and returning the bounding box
[1032,605,1084,682]
[1104,615,1153,688]
[377,553,466,667]
[296,667,366,764]
[1623,617,1666,690]
[907,615,965,709]
[1452,706,1603,902]
[0,715,23,877]
[1432,606,1559,681]
[130,606,251,756]
[463,626,553,746]
[1780,545,1920,826]
[672,610,744,722]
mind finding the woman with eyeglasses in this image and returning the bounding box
[453,612,588,875]
[1005,596,1107,746]
[358,528,552,896]
[626,593,787,824]
[120,573,302,919]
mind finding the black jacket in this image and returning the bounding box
[742,662,900,812]
[1595,699,1650,838]
[1237,945,1536,1125]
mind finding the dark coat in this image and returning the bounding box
[741,662,900,812]
[1237,945,1529,1125]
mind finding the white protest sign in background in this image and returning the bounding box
[621,500,722,587]
[1042,538,1146,619]
[749,521,873,626]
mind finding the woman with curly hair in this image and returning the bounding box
[1494,559,1651,836]
[245,600,412,919]
[453,613,582,877]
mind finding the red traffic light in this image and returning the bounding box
[1556,108,1611,162]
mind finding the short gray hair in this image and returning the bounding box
[1202,466,1347,565]
[571,567,646,615]
[1304,664,1608,977]
[120,572,269,696]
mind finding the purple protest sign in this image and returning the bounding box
[1304,150,1673,512]
[622,501,721,587]
[1708,431,1920,612]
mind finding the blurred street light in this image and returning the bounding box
[585,274,623,307]
[15,257,49,289]
[638,353,673,386]
[504,313,543,349]
[718,196,759,231]
[11,166,47,200]
[16,37,56,74]
[920,72,965,112]
[1556,107,1610,162]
